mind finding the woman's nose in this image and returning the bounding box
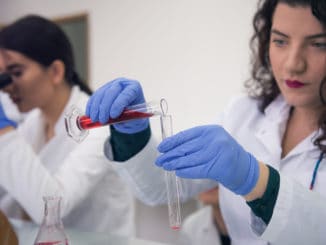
[284,46,307,76]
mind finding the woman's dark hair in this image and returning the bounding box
[0,14,92,95]
[246,0,326,153]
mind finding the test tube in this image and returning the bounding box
[160,101,182,230]
[65,101,162,143]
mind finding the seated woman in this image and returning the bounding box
[0,15,133,235]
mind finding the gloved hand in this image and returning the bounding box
[0,102,17,129]
[86,77,148,134]
[156,125,259,195]
[0,92,17,129]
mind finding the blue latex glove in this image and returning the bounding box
[86,78,148,134]
[156,125,259,195]
[0,102,17,129]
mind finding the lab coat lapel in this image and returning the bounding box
[254,95,290,164]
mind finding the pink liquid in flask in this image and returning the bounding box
[78,110,154,130]
[171,226,180,230]
[35,240,68,245]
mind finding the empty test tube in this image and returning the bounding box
[160,108,182,230]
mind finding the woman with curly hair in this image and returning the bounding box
[86,0,326,243]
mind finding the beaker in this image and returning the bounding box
[65,100,163,143]
[34,196,69,245]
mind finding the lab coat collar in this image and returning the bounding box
[264,95,290,122]
[254,95,290,161]
[255,95,321,161]
[282,128,323,160]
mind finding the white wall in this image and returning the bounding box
[0,0,256,132]
[0,0,257,243]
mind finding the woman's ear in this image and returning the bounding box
[49,60,65,85]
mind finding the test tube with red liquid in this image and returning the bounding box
[64,98,182,230]
[64,101,162,143]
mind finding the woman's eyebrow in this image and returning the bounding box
[271,28,326,40]
[305,33,326,40]
[271,29,288,38]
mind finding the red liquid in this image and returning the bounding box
[78,110,154,130]
[35,240,68,245]
[171,226,180,230]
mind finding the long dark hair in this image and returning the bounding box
[246,0,326,153]
[0,14,92,95]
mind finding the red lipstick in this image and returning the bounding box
[285,80,305,88]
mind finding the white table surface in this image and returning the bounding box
[10,219,170,245]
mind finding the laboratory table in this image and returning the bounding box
[10,219,169,245]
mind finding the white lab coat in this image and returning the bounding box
[110,95,326,244]
[0,86,134,235]
[177,206,223,245]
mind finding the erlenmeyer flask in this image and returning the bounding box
[34,196,69,245]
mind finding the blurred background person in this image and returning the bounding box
[0,15,134,235]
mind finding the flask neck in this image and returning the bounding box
[43,196,62,226]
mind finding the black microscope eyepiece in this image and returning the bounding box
[0,73,13,89]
